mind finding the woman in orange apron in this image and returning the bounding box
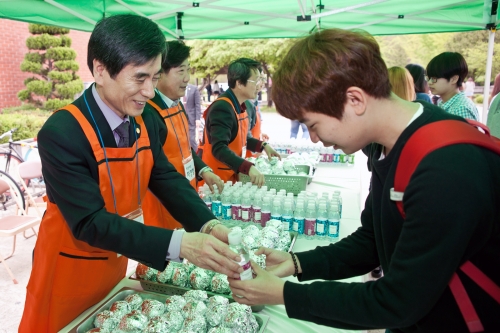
[142,95,197,230]
[19,102,153,332]
[198,96,249,183]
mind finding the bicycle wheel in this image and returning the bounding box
[0,152,23,180]
[0,170,25,210]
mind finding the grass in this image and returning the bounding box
[1,104,51,117]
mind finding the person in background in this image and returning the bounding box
[464,77,475,100]
[184,83,202,151]
[426,52,479,120]
[290,120,310,139]
[206,79,212,102]
[489,72,500,106]
[228,28,500,332]
[388,66,415,101]
[212,79,220,97]
[143,40,223,230]
[198,58,280,186]
[405,63,432,103]
[19,15,241,332]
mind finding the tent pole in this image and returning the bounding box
[482,28,496,124]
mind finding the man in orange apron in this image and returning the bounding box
[143,40,223,230]
[245,99,270,158]
[19,15,241,333]
[198,58,280,186]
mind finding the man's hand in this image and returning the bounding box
[261,133,270,142]
[228,261,285,306]
[255,247,299,278]
[210,223,231,244]
[248,165,265,188]
[202,170,224,194]
[264,144,281,160]
[180,232,242,278]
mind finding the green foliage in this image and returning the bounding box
[26,80,52,97]
[48,71,73,83]
[55,79,83,99]
[474,95,484,104]
[19,24,80,105]
[29,23,69,35]
[24,52,43,63]
[20,60,42,74]
[26,34,62,50]
[54,60,79,71]
[17,89,30,102]
[0,113,48,143]
[44,98,73,111]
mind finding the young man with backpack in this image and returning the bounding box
[228,28,500,332]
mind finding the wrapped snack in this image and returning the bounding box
[84,328,106,333]
[223,304,250,332]
[157,262,178,284]
[93,310,119,331]
[206,299,229,327]
[171,265,189,287]
[242,235,258,251]
[136,263,158,282]
[287,169,298,175]
[282,159,296,173]
[162,310,184,331]
[184,290,208,302]
[269,156,279,166]
[208,327,232,333]
[264,221,283,233]
[189,267,212,291]
[124,293,143,311]
[208,295,229,307]
[249,251,266,269]
[242,225,260,239]
[182,314,207,332]
[143,316,172,333]
[211,273,231,294]
[141,299,165,318]
[182,300,207,318]
[118,310,148,332]
[110,300,131,319]
[164,295,187,313]
[248,314,260,333]
[257,237,274,249]
[275,233,291,251]
[183,261,197,275]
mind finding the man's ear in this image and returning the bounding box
[345,87,367,116]
[450,75,459,85]
[93,59,106,86]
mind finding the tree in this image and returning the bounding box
[187,39,295,106]
[18,24,83,110]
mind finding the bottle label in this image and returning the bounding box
[239,261,253,281]
[317,223,324,233]
[253,211,261,222]
[222,204,232,220]
[293,221,299,231]
[241,208,250,222]
[282,217,293,231]
[212,201,222,217]
[261,212,271,226]
[232,205,241,220]
[304,218,316,236]
[328,221,339,237]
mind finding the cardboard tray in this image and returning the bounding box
[67,287,269,333]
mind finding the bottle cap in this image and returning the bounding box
[228,230,242,245]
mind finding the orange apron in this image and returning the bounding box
[199,97,249,182]
[19,104,153,332]
[142,99,196,229]
[247,108,262,157]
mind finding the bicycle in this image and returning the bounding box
[0,170,25,211]
[0,128,24,179]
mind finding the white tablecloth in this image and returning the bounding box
[60,160,369,333]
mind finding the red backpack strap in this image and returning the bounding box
[393,120,500,219]
[393,119,500,332]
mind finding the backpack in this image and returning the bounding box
[391,119,500,332]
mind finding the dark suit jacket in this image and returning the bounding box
[184,84,201,150]
[39,85,213,271]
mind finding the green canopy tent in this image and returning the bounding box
[0,0,498,120]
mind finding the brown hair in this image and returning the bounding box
[388,66,416,101]
[272,28,391,121]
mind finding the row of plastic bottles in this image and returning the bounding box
[198,182,342,241]
[269,139,355,165]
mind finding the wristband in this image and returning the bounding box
[290,251,299,277]
[204,220,220,234]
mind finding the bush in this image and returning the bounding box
[55,79,83,99]
[48,71,74,82]
[45,47,76,61]
[26,34,62,50]
[44,98,73,111]
[54,60,79,71]
[0,113,48,143]
[29,24,69,35]
[26,80,52,97]
[474,95,484,104]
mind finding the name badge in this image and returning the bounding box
[241,146,247,158]
[183,155,195,181]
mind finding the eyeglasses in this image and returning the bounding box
[247,78,266,85]
[424,76,439,84]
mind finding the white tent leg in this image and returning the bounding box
[482,29,496,124]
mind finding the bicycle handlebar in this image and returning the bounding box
[0,128,17,141]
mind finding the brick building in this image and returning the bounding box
[0,18,93,109]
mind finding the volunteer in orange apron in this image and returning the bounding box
[245,99,270,158]
[142,40,223,230]
[198,58,280,186]
[19,15,241,332]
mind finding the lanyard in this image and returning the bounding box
[83,92,141,214]
[157,90,191,159]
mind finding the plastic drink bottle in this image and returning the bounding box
[260,196,272,227]
[241,193,252,223]
[304,202,317,238]
[252,195,262,225]
[228,230,253,281]
[232,191,241,221]
[281,201,293,232]
[315,203,328,238]
[293,201,305,236]
[327,204,340,240]
[221,191,232,220]
[202,189,212,211]
[270,198,282,221]
[211,189,222,218]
